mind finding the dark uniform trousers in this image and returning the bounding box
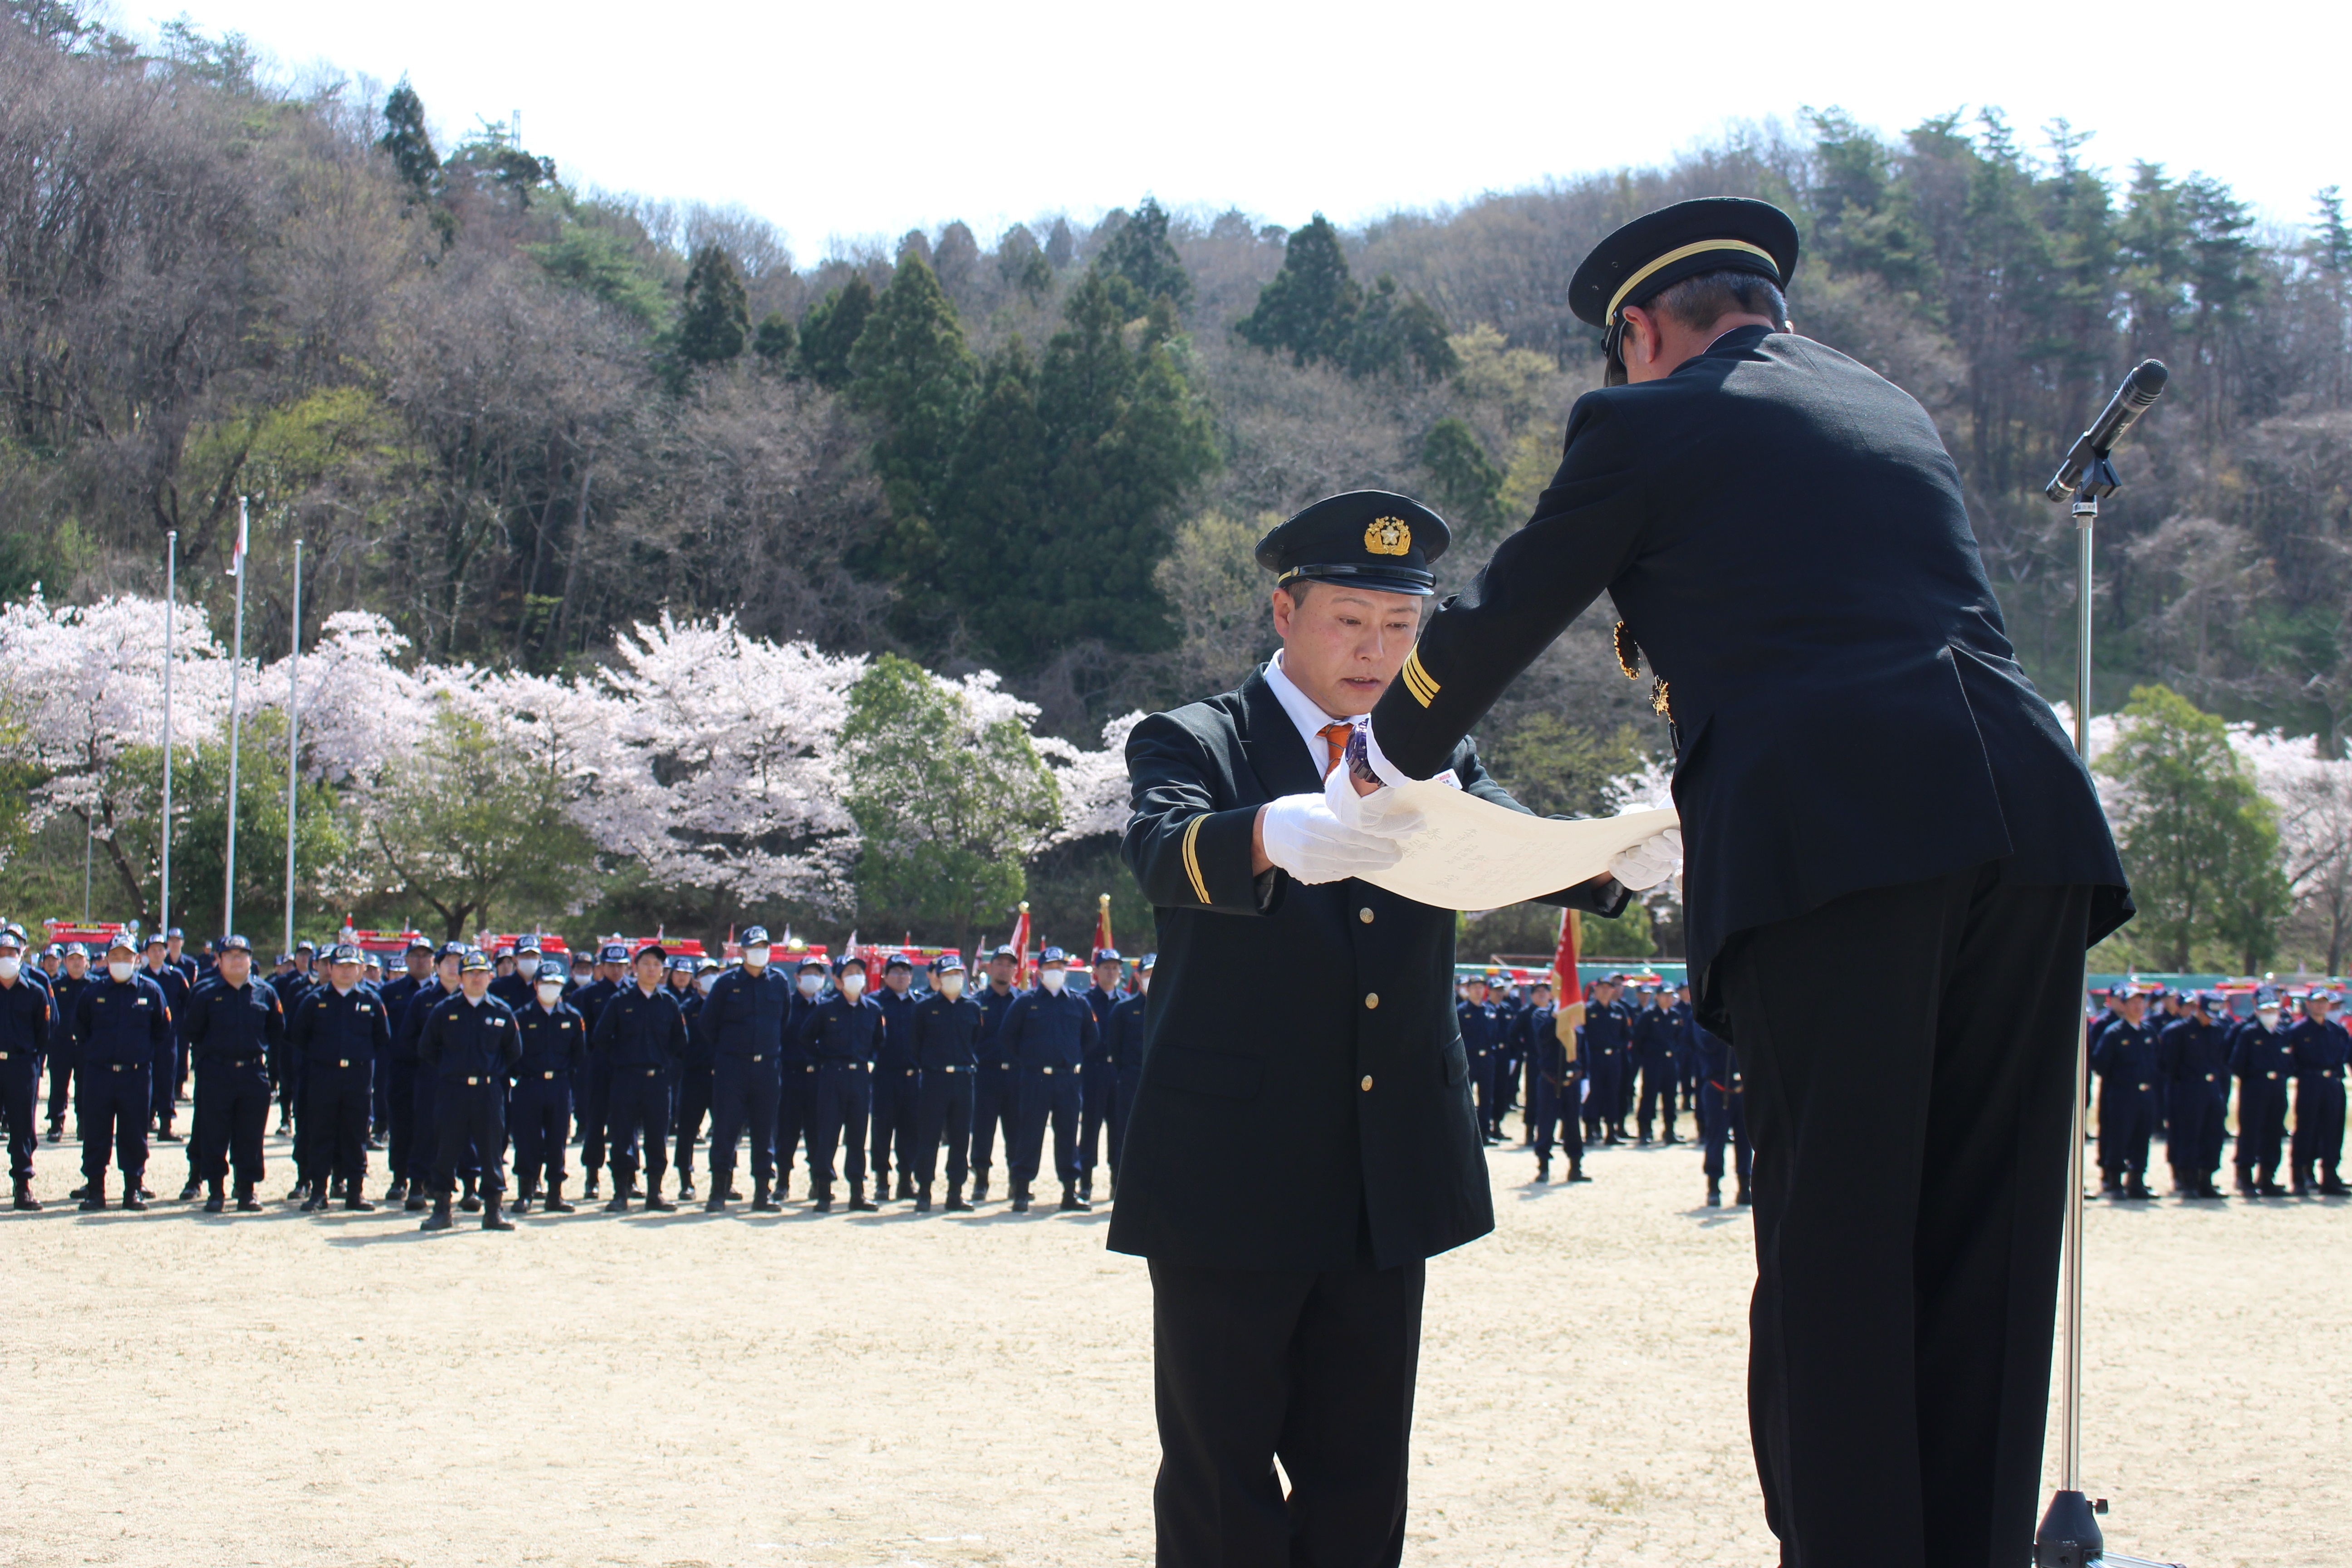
[1582,1053,1620,1143]
[1012,1063,1083,1186]
[80,1061,151,1181]
[914,1064,975,1188]
[151,1031,179,1137]
[46,1038,75,1131]
[2293,1073,2347,1186]
[432,1078,507,1196]
[302,1063,372,1189]
[511,1071,574,1187]
[1469,1045,1499,1139]
[1701,1079,1750,1185]
[606,1064,672,1183]
[1721,864,2093,1568]
[709,1057,781,1185]
[578,1050,614,1169]
[1529,1069,1579,1172]
[195,1058,271,1185]
[1638,1042,1679,1141]
[2098,1078,2159,1184]
[810,1062,871,1188]
[870,1066,921,1183]
[673,1063,715,1180]
[1111,1064,1140,1177]
[2,1049,40,1181]
[774,1065,818,1184]
[412,1064,479,1187]
[2235,1068,2288,1183]
[384,1057,420,1186]
[1078,1059,1114,1178]
[970,1061,1017,1181]
[2168,1083,2226,1185]
[1149,1255,1424,1568]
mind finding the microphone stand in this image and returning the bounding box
[2034,364,2183,1568]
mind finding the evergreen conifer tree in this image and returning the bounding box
[379,82,441,201]
[752,312,798,365]
[678,242,751,365]
[1096,195,1193,313]
[1420,417,1504,533]
[1236,214,1360,366]
[797,274,876,390]
[849,255,979,566]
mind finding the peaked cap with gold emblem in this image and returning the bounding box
[1254,490,1451,597]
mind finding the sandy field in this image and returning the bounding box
[6,1113,2346,1568]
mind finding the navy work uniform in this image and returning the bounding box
[0,939,52,1208]
[968,953,1023,1200]
[375,945,431,1197]
[570,945,627,1196]
[402,954,479,1205]
[1078,951,1125,1199]
[1632,991,1682,1144]
[909,956,983,1209]
[2091,1001,2161,1198]
[592,957,688,1211]
[2230,1003,2293,1195]
[1001,949,1099,1212]
[1525,998,1584,1183]
[700,934,793,1211]
[775,957,826,1198]
[71,941,172,1210]
[2156,998,2231,1198]
[1105,957,1156,1193]
[510,980,586,1211]
[181,940,284,1210]
[1455,987,1503,1142]
[288,950,393,1210]
[142,941,190,1142]
[2285,996,2349,1195]
[870,960,923,1200]
[1697,1025,1751,1205]
[416,954,521,1230]
[1580,983,1632,1144]
[45,949,92,1137]
[667,955,715,1195]
[802,957,883,1211]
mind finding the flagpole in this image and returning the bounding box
[282,538,303,958]
[222,497,247,938]
[161,530,176,940]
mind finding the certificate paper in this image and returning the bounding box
[1356,783,1677,911]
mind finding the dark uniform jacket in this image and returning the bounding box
[911,991,984,1070]
[1107,991,1151,1073]
[49,971,92,1053]
[1002,986,1099,1068]
[515,1000,588,1078]
[2091,1017,2161,1100]
[1456,998,1502,1062]
[73,971,172,1064]
[1111,665,1622,1273]
[974,985,1020,1064]
[0,975,52,1064]
[2230,1020,2293,1089]
[800,992,882,1063]
[418,993,521,1081]
[182,975,285,1066]
[397,980,452,1058]
[2284,1017,2350,1079]
[592,985,688,1070]
[698,967,794,1063]
[1367,326,2131,1037]
[875,985,919,1069]
[289,985,394,1073]
[1082,985,1122,1063]
[2157,1016,2230,1102]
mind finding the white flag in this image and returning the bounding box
[228,501,249,578]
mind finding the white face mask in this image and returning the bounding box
[1136,974,1150,995]
[1039,970,1066,994]
[537,981,565,1004]
[743,946,769,971]
[0,956,18,980]
[798,973,823,996]
[2257,1008,2279,1029]
[938,972,965,997]
[108,960,136,982]
[696,974,716,995]
[838,972,866,999]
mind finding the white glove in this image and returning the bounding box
[1608,827,1683,892]
[1261,793,1411,885]
[1323,745,1428,837]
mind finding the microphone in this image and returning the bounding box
[2045,360,2168,500]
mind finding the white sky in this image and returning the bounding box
[157,0,2343,261]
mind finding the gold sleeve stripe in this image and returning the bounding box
[1401,648,1441,707]
[1180,814,1211,903]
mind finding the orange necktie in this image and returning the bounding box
[1318,722,1352,778]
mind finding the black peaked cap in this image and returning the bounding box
[1569,197,1800,329]
[1254,490,1451,597]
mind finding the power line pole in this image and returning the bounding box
[282,538,303,958]
[222,497,248,939]
[162,530,176,940]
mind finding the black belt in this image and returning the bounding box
[533,1070,567,1079]
[1036,1064,1060,1074]
[206,1054,263,1066]
[937,1065,962,1073]
[749,1054,764,1062]
[463,1076,488,1085]
[101,1061,142,1072]
[639,1067,659,1076]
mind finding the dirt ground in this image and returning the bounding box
[6,1112,2346,1568]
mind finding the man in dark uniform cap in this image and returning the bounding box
[1357,198,2132,1567]
[181,935,282,1213]
[416,949,521,1231]
[909,953,982,1211]
[1114,489,1636,1567]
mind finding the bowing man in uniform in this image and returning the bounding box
[1113,492,1640,1567]
[1357,200,2131,1566]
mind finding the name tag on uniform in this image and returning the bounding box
[358,1004,372,1014]
[488,1017,505,1027]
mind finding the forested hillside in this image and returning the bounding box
[5,3,2350,963]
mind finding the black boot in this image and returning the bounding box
[1010,1181,1032,1214]
[583,1171,600,1199]
[605,1185,631,1214]
[404,1184,431,1212]
[420,1195,454,1232]
[898,1173,916,1201]
[481,1194,514,1231]
[813,1183,834,1215]
[971,1176,989,1204]
[235,1181,261,1212]
[177,1176,201,1202]
[121,1171,147,1212]
[543,1178,575,1214]
[344,1186,377,1213]
[1705,1176,1722,1208]
[1060,1184,1089,1212]
[944,1184,973,1213]
[2125,1173,2152,1201]
[2321,1174,2350,1196]
[1535,1155,1550,1184]
[678,1173,696,1200]
[512,1180,535,1216]
[708,1182,731,1214]
[13,1177,40,1211]
[914,1186,932,1213]
[459,1176,482,1213]
[643,1184,677,1213]
[203,1179,224,1215]
[302,1180,329,1213]
[751,1180,778,1213]
[847,1182,877,1213]
[385,1177,407,1205]
[1735,1176,1752,1206]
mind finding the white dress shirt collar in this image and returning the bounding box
[1264,651,1365,778]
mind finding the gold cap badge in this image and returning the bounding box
[1365,516,1411,556]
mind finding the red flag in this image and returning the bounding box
[1552,906,1584,1025]
[1009,902,1032,986]
[1093,893,1113,957]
